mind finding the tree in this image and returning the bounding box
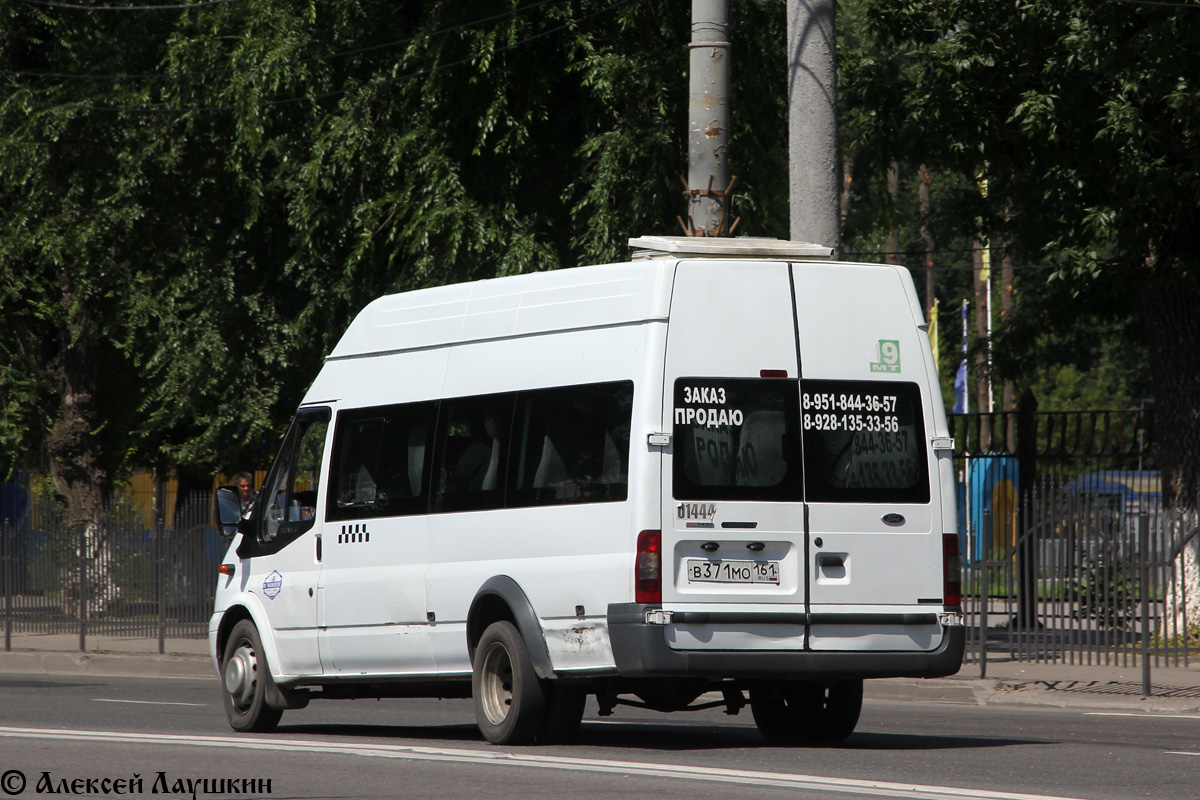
[0,4,188,611]
[860,0,1200,506]
[1,1,791,529]
[850,0,1200,635]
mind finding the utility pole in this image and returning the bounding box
[787,0,841,255]
[683,0,735,237]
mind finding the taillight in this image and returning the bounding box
[635,530,662,604]
[943,533,962,608]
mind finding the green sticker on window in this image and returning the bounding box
[870,339,901,373]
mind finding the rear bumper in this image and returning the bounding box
[607,603,965,680]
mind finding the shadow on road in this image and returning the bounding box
[0,678,108,691]
[273,720,1048,753]
[839,732,1047,751]
[279,723,482,742]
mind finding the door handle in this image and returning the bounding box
[315,533,322,562]
[817,553,844,568]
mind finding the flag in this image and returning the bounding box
[952,299,969,414]
[929,298,940,374]
[953,360,969,414]
[977,173,990,283]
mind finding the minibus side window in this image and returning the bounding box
[800,379,930,504]
[326,401,437,521]
[508,380,633,507]
[432,393,515,513]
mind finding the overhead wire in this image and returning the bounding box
[14,0,244,10]
[843,247,1063,270]
[843,260,1061,272]
[8,0,637,113]
[4,0,567,83]
[1105,0,1200,8]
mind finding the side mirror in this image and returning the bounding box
[213,486,242,537]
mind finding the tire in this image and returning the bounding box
[749,679,863,745]
[472,620,547,745]
[221,619,284,733]
[538,684,587,744]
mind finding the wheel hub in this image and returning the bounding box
[479,642,514,725]
[224,644,258,706]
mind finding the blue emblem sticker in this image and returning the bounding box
[262,570,283,599]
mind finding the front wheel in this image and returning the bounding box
[749,679,863,744]
[472,620,547,745]
[221,619,283,733]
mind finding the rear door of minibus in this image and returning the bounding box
[792,262,946,653]
[660,259,807,651]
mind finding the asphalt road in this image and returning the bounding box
[0,673,1197,800]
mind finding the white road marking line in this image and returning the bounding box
[0,726,1091,800]
[92,699,207,707]
[1166,751,1200,756]
[1084,712,1200,720]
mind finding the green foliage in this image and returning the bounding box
[1071,541,1141,632]
[0,4,174,490]
[1149,622,1200,652]
[839,0,1200,493]
[858,0,1200,283]
[0,0,791,505]
[1026,330,1152,414]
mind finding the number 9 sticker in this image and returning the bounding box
[871,339,901,374]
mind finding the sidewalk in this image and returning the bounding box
[3,632,1200,714]
[0,633,213,680]
[871,656,1200,714]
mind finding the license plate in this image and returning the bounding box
[686,559,780,584]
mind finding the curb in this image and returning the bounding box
[5,650,1200,714]
[866,677,987,706]
[0,650,214,680]
[984,679,1200,713]
[867,676,1200,714]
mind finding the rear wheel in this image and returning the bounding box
[749,679,863,744]
[472,620,547,745]
[221,619,283,733]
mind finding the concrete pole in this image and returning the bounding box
[787,0,841,255]
[686,0,732,236]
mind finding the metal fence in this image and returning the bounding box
[2,489,222,651]
[952,398,1200,691]
[6,400,1200,686]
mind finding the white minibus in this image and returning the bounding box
[211,236,964,745]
